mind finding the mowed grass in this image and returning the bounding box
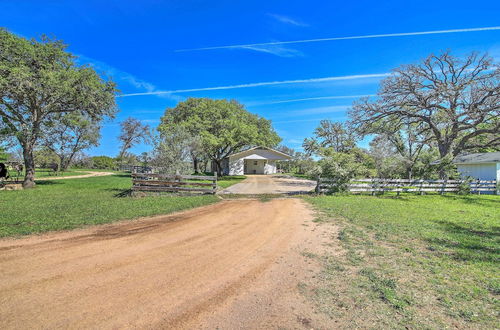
[217,175,246,188]
[303,194,499,328]
[0,174,219,237]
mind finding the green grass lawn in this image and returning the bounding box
[216,175,246,188]
[185,174,246,189]
[281,172,316,180]
[303,194,499,328]
[0,174,219,237]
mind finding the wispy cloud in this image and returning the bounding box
[78,55,181,101]
[267,13,308,27]
[240,44,303,57]
[175,26,500,53]
[78,55,156,93]
[286,105,349,116]
[253,94,375,105]
[286,139,304,144]
[119,72,389,97]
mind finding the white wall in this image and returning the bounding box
[264,160,276,174]
[456,163,497,180]
[225,148,289,175]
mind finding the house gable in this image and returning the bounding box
[228,147,291,161]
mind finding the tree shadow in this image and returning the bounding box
[425,219,500,263]
[440,194,500,207]
[112,173,132,178]
[35,180,64,185]
[103,188,132,197]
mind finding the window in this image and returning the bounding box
[253,161,258,165]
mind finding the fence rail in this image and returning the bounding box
[316,178,498,195]
[132,173,217,195]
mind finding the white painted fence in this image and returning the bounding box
[316,178,498,195]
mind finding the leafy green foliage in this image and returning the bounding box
[0,146,8,162]
[159,98,281,174]
[0,29,116,187]
[276,145,315,174]
[153,125,198,174]
[312,148,375,192]
[91,156,116,169]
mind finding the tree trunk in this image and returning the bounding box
[193,157,199,174]
[406,166,413,181]
[22,143,36,189]
[437,143,451,180]
[213,159,223,177]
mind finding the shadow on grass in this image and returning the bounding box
[440,194,500,207]
[426,220,500,262]
[433,219,500,239]
[111,173,132,178]
[103,188,132,197]
[35,180,64,186]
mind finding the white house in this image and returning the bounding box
[454,152,500,182]
[216,146,292,175]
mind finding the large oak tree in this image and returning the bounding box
[0,29,116,187]
[350,51,500,178]
[159,97,281,176]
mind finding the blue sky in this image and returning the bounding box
[1,0,500,156]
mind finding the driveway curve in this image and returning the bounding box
[35,171,114,181]
[220,174,316,195]
[0,199,330,329]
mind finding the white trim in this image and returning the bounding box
[228,146,292,159]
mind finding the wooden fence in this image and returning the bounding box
[132,173,217,195]
[316,178,498,195]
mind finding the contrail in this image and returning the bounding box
[256,94,376,105]
[175,26,500,52]
[119,73,388,97]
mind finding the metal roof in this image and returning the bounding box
[453,152,500,164]
[228,146,292,159]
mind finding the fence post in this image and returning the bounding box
[371,178,376,196]
[213,172,218,194]
[477,179,481,195]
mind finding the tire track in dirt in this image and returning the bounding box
[0,199,335,329]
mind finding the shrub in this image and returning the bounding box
[91,156,116,170]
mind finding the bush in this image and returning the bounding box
[91,156,116,170]
[311,148,375,193]
[457,177,472,195]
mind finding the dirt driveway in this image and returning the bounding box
[220,175,316,195]
[35,171,114,181]
[0,199,332,329]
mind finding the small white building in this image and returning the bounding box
[454,152,500,182]
[217,146,292,175]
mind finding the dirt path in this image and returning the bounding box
[220,175,316,195]
[0,199,333,329]
[35,171,114,181]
